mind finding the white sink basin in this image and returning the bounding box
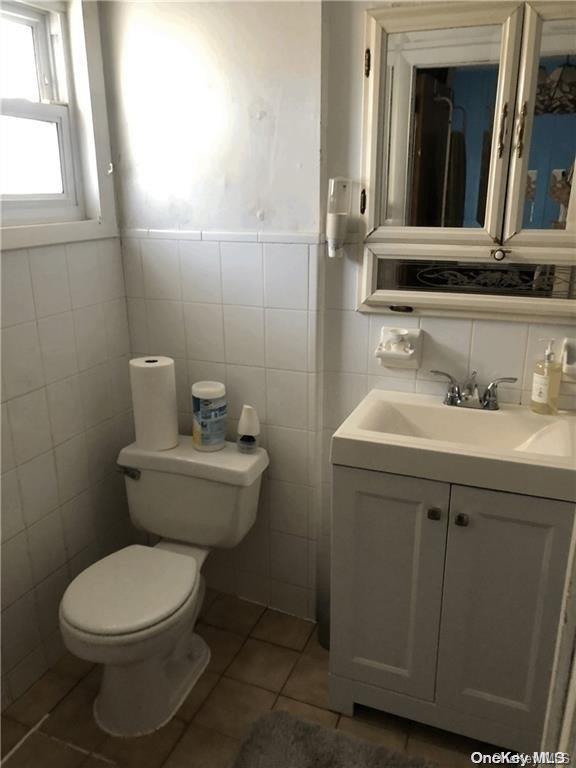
[331,391,576,501]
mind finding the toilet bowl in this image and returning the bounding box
[59,438,269,737]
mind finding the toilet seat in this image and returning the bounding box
[61,545,198,636]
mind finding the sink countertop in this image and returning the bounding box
[331,390,576,502]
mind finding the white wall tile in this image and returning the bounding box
[55,434,90,502]
[266,369,308,428]
[307,245,324,312]
[187,360,226,390]
[368,375,416,394]
[223,306,264,366]
[226,365,266,421]
[28,245,71,318]
[147,300,186,358]
[85,420,118,483]
[221,243,263,307]
[35,566,69,639]
[79,364,114,428]
[419,318,472,383]
[1,592,41,669]
[264,243,308,309]
[325,247,358,310]
[470,321,528,388]
[1,470,24,542]
[46,376,85,445]
[122,238,144,298]
[264,309,308,371]
[232,525,269,575]
[66,241,103,308]
[269,480,309,538]
[184,303,225,362]
[269,580,309,617]
[1,532,33,608]
[27,508,66,584]
[105,299,130,358]
[17,451,59,527]
[324,310,369,373]
[107,358,132,416]
[126,298,149,354]
[73,304,108,371]
[8,390,52,465]
[323,371,367,429]
[270,532,308,587]
[60,490,96,558]
[1,251,35,327]
[38,313,78,384]
[100,239,125,301]
[2,322,45,399]
[141,239,181,300]
[267,426,309,485]
[180,241,222,303]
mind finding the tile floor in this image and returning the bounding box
[1,592,500,768]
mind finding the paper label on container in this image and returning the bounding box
[531,373,550,404]
[192,396,227,447]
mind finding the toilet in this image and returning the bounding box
[59,437,268,737]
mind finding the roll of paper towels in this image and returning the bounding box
[129,357,179,450]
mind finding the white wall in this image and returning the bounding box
[1,239,135,707]
[100,2,322,234]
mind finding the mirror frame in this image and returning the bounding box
[361,1,524,245]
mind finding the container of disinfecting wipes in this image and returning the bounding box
[191,381,227,451]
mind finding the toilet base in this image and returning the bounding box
[94,632,211,737]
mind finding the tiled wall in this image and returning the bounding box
[121,233,324,621]
[1,238,136,707]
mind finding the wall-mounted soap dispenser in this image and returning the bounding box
[326,177,351,258]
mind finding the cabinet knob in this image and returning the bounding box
[455,513,470,527]
[427,508,442,521]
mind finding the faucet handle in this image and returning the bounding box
[482,377,518,410]
[484,376,518,392]
[430,370,461,405]
[430,370,458,385]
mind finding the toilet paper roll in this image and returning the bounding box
[129,357,179,451]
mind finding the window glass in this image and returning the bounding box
[0,17,40,101]
[0,115,63,194]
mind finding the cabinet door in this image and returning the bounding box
[437,486,574,733]
[362,2,524,242]
[330,467,449,701]
[503,2,576,248]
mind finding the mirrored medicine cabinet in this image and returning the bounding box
[359,1,576,320]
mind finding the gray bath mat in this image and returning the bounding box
[233,711,436,768]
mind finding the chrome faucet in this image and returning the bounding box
[431,371,518,411]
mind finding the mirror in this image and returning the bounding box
[522,19,576,231]
[381,24,503,229]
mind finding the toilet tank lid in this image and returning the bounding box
[118,438,269,486]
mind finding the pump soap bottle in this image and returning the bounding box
[530,339,562,415]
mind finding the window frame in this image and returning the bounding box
[0,0,84,224]
[1,0,118,249]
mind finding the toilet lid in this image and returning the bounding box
[61,545,198,636]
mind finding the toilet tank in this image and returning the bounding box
[117,439,269,548]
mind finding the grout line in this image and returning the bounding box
[1,713,50,763]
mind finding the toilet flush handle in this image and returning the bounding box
[117,465,141,481]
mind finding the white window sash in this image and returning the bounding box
[1,99,82,222]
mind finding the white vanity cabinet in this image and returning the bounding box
[330,466,574,750]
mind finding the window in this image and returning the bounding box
[0,1,82,223]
